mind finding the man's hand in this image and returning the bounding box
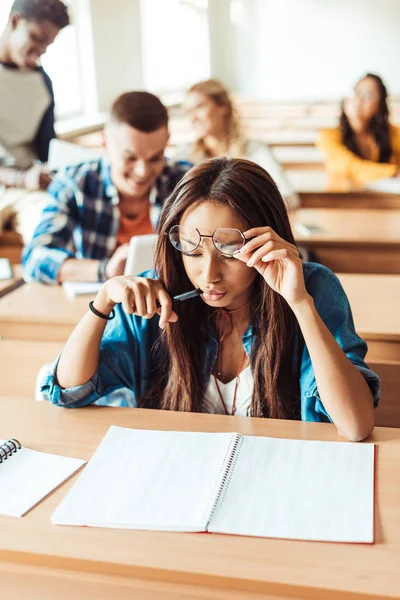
[24,165,52,191]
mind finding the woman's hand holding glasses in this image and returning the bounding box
[233,227,309,309]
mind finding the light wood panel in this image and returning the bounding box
[0,339,63,397]
[0,398,399,599]
[292,208,400,273]
[338,274,400,361]
[0,232,23,264]
[287,170,400,208]
[253,129,317,147]
[0,283,93,341]
[0,561,306,600]
[272,146,324,170]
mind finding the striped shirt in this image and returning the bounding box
[22,156,191,284]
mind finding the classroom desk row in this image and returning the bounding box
[287,170,400,209]
[168,128,318,148]
[0,274,399,359]
[291,208,400,274]
[273,146,324,169]
[1,396,400,599]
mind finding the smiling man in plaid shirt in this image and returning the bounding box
[22,91,191,284]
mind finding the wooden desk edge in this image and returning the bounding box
[0,548,385,600]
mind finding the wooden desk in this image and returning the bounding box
[0,339,62,397]
[272,146,324,170]
[287,170,400,209]
[0,283,93,341]
[292,208,400,274]
[251,129,317,147]
[0,277,21,295]
[0,231,23,264]
[338,274,400,361]
[1,398,400,599]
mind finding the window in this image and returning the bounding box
[0,0,12,26]
[0,0,86,119]
[140,0,210,93]
[41,1,83,118]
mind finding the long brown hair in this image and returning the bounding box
[340,73,392,163]
[187,79,245,158]
[144,158,301,419]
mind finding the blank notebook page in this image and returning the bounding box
[208,437,375,543]
[52,426,237,531]
[0,440,85,518]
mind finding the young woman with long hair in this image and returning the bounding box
[173,78,300,209]
[317,73,400,184]
[46,158,379,441]
[178,79,244,162]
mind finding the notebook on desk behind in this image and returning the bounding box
[52,425,375,543]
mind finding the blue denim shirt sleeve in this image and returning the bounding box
[22,176,79,284]
[300,263,380,422]
[41,302,162,408]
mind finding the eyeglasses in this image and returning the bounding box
[168,225,247,256]
[348,90,378,102]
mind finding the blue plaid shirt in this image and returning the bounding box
[22,156,191,284]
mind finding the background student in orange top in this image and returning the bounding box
[317,73,400,185]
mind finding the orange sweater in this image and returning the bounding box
[316,125,400,185]
[116,208,154,247]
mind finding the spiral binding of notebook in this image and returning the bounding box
[0,439,22,463]
[205,433,243,527]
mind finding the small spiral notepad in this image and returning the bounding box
[52,426,375,543]
[0,438,85,517]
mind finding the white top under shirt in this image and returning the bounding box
[203,366,254,416]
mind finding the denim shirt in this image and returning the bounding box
[41,262,380,422]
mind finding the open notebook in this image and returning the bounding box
[52,426,375,543]
[0,438,85,517]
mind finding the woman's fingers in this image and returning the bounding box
[132,281,147,316]
[241,227,296,257]
[145,286,158,317]
[245,240,299,267]
[157,287,178,328]
[105,276,177,327]
[122,286,135,315]
[259,248,301,264]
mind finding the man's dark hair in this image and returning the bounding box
[10,0,70,29]
[110,92,169,133]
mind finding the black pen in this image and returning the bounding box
[172,288,202,302]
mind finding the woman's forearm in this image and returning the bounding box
[292,295,375,441]
[56,290,115,389]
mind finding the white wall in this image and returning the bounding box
[89,0,144,111]
[208,0,400,101]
